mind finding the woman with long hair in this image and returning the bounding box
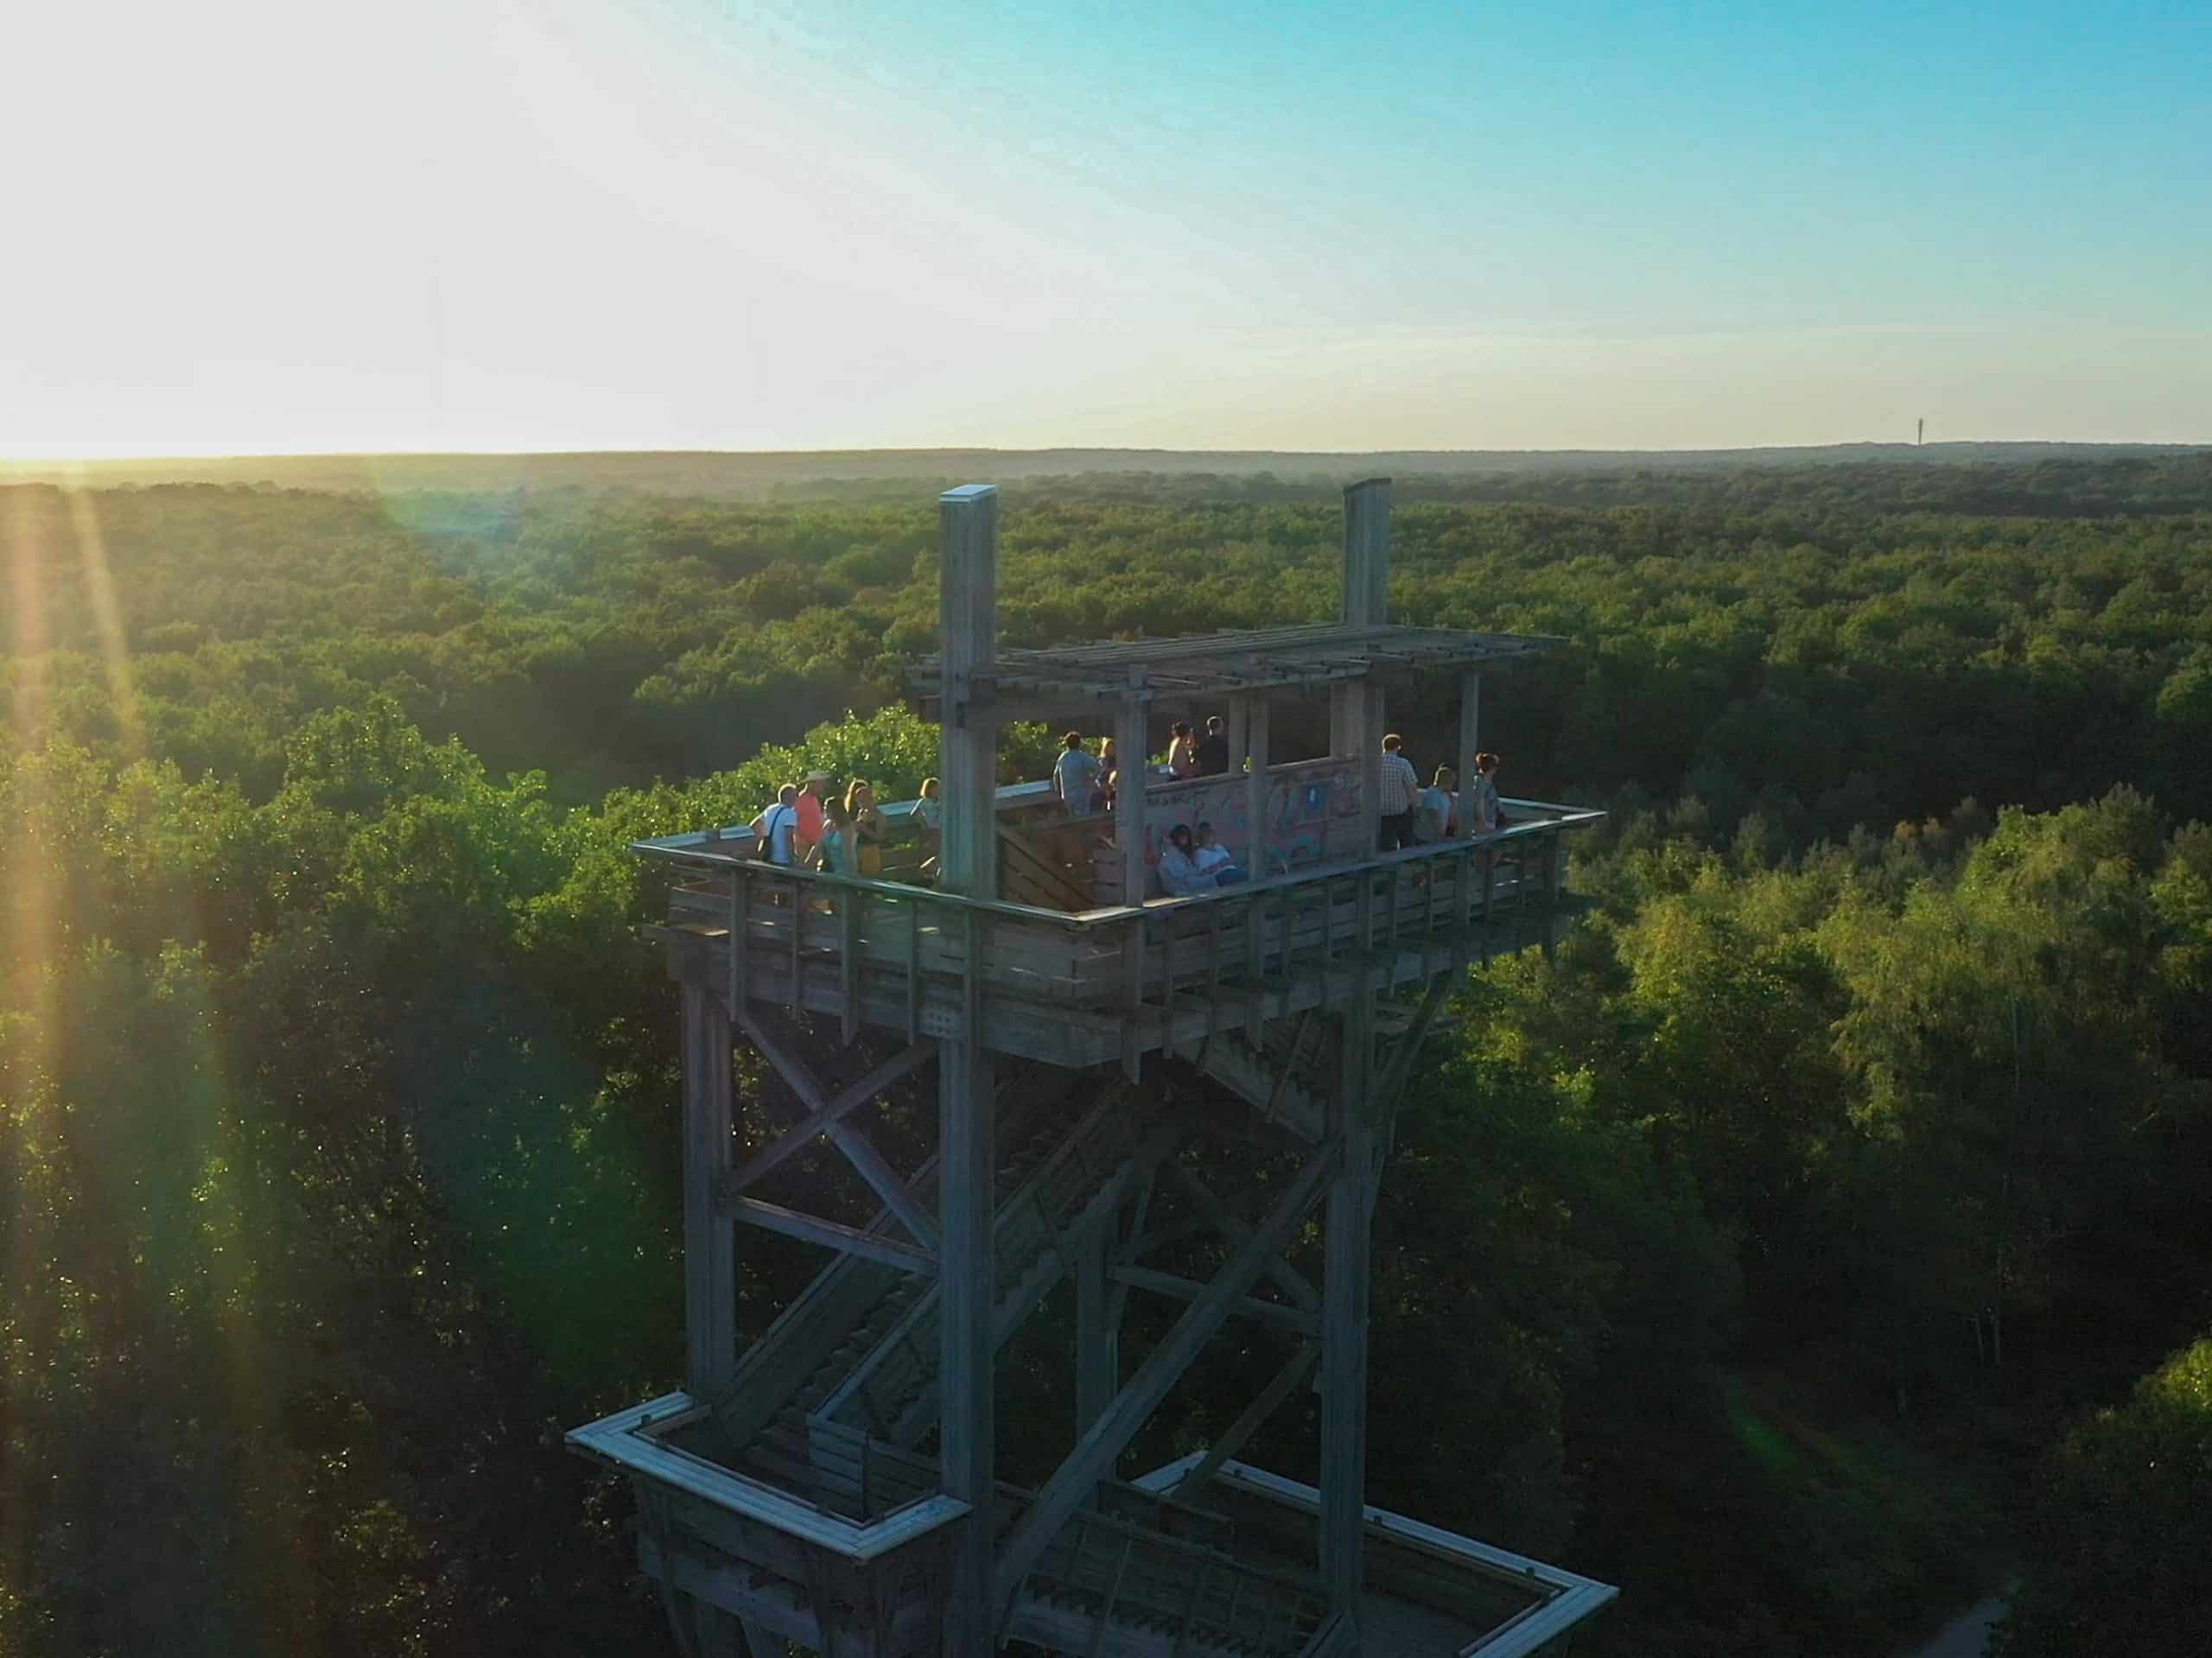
[1470,753,1504,834]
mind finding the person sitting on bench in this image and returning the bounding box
[1192,821,1249,886]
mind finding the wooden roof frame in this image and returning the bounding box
[907,620,1560,720]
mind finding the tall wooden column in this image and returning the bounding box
[1242,694,1270,875]
[1076,1225,1116,1436]
[1115,670,1149,905]
[938,485,1000,1655]
[681,981,736,1399]
[1332,480,1391,851]
[1458,668,1482,837]
[1319,994,1376,1626]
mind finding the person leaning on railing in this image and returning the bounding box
[1053,730,1102,816]
[1157,824,1217,896]
[1470,753,1505,832]
[1166,721,1201,779]
[1377,733,1421,850]
[845,778,885,875]
[1416,766,1456,842]
[750,783,800,867]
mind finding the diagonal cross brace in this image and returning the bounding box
[721,1039,939,1203]
[993,1136,1343,1622]
[736,1011,941,1251]
[1165,1159,1321,1314]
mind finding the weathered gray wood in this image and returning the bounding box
[720,1040,938,1204]
[726,1196,937,1274]
[1077,1221,1116,1437]
[1182,1338,1321,1499]
[735,1011,941,1251]
[1458,667,1482,841]
[681,983,736,1398]
[1164,1160,1321,1314]
[1108,1265,1321,1337]
[1319,997,1376,1617]
[936,484,1003,1658]
[938,484,1000,901]
[1116,675,1150,911]
[1243,695,1270,880]
[993,1137,1342,1616]
[937,1031,995,1655]
[1341,479,1390,629]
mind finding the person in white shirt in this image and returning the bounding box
[1192,822,1249,886]
[1415,766,1457,843]
[915,777,943,830]
[1470,752,1505,834]
[750,784,801,866]
[1156,824,1217,897]
[1377,733,1421,850]
[1053,731,1102,814]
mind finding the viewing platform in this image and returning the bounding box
[572,480,1618,1658]
[640,784,1599,1094]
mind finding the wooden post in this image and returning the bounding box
[1459,668,1482,839]
[1342,477,1390,629]
[1243,695,1270,877]
[1319,996,1376,1623]
[681,981,736,1399]
[1225,701,1249,778]
[1333,480,1390,853]
[1116,671,1148,905]
[1076,1223,1116,1439]
[938,485,1000,900]
[937,484,1000,1656]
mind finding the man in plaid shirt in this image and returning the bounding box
[1377,733,1421,849]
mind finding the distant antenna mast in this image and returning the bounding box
[1917,418,1924,446]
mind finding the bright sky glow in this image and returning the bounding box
[3,0,2207,457]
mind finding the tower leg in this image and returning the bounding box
[938,1035,996,1655]
[1319,998,1376,1627]
[1076,1215,1117,1436]
[682,982,736,1400]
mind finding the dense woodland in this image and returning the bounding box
[3,459,2209,1656]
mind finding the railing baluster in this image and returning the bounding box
[905,895,921,1042]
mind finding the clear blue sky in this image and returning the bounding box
[4,0,2205,454]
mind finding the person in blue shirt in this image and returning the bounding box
[1054,731,1102,815]
[750,784,800,866]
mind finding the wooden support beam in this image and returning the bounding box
[1076,1219,1116,1437]
[1182,1337,1320,1498]
[720,1039,938,1204]
[736,1011,940,1250]
[1164,1159,1321,1313]
[937,482,1001,1658]
[1458,667,1482,841]
[1243,695,1270,879]
[993,1137,1342,1619]
[1108,1265,1322,1337]
[1320,997,1377,1619]
[726,1195,937,1274]
[1341,478,1390,628]
[1115,675,1149,908]
[681,983,737,1399]
[938,484,999,901]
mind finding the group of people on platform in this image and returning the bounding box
[1377,733,1505,851]
[745,727,1505,896]
[747,770,931,875]
[1052,713,1245,816]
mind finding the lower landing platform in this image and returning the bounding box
[569,1394,1617,1657]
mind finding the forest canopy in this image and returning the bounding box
[2,457,2208,1657]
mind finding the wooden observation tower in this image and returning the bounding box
[570,481,1618,1656]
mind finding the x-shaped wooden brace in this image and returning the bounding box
[718,1010,941,1259]
[994,1134,1343,1621]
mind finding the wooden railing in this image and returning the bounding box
[642,802,1602,1064]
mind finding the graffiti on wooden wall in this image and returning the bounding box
[1136,759,1363,874]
